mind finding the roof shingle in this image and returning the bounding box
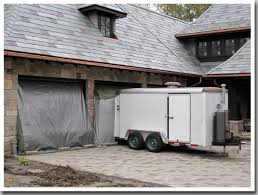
[4,4,203,75]
[207,40,251,74]
[177,4,251,36]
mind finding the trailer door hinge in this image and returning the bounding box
[117,105,120,111]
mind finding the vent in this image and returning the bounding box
[164,82,181,88]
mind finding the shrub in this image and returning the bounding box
[17,156,29,166]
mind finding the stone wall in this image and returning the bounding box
[4,56,188,155]
[4,58,18,155]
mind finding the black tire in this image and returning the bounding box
[127,132,144,150]
[145,133,163,152]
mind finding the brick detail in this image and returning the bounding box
[4,79,13,89]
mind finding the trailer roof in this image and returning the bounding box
[119,87,224,94]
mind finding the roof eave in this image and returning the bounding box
[203,73,251,78]
[4,50,201,77]
[175,26,251,39]
[79,4,127,18]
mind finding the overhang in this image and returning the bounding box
[78,4,127,18]
[175,26,251,39]
[4,50,201,77]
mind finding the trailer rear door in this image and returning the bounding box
[168,94,190,143]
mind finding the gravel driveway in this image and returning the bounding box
[27,142,251,187]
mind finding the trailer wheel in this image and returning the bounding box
[128,132,144,150]
[145,133,163,152]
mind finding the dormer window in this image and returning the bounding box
[98,14,113,38]
[78,4,127,39]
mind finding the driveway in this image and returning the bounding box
[27,142,251,187]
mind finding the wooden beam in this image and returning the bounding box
[175,26,251,38]
[4,50,200,77]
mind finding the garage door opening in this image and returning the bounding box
[17,77,93,153]
[94,81,141,144]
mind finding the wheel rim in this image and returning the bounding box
[129,136,139,147]
[147,138,158,150]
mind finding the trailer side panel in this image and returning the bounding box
[119,93,167,139]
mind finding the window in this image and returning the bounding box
[225,39,235,55]
[211,40,222,56]
[98,14,113,38]
[196,35,250,61]
[198,41,208,57]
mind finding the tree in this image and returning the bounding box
[157,4,211,22]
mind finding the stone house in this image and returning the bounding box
[4,4,251,154]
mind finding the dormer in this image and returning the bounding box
[78,4,127,38]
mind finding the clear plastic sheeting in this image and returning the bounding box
[17,79,93,151]
[95,98,115,144]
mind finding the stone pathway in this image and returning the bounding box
[27,142,251,187]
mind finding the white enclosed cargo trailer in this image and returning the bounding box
[114,86,240,152]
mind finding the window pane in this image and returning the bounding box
[100,25,106,35]
[99,15,112,37]
[211,40,221,56]
[198,41,207,57]
[105,17,110,26]
[105,17,111,37]
[101,16,105,25]
[225,39,235,55]
[106,27,110,37]
[99,16,106,35]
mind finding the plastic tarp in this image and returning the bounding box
[95,98,115,144]
[17,79,93,151]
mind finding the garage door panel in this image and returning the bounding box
[17,79,93,151]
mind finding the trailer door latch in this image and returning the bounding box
[165,115,174,119]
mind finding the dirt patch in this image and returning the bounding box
[4,156,164,187]
[33,165,101,187]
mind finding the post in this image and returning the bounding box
[86,79,95,126]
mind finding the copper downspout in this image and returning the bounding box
[190,77,202,87]
[213,79,221,87]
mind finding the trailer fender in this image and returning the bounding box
[125,129,168,144]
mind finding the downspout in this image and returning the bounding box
[190,77,202,87]
[221,83,226,109]
[213,79,221,87]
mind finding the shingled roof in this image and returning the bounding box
[176,4,251,37]
[4,4,203,75]
[207,40,251,75]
